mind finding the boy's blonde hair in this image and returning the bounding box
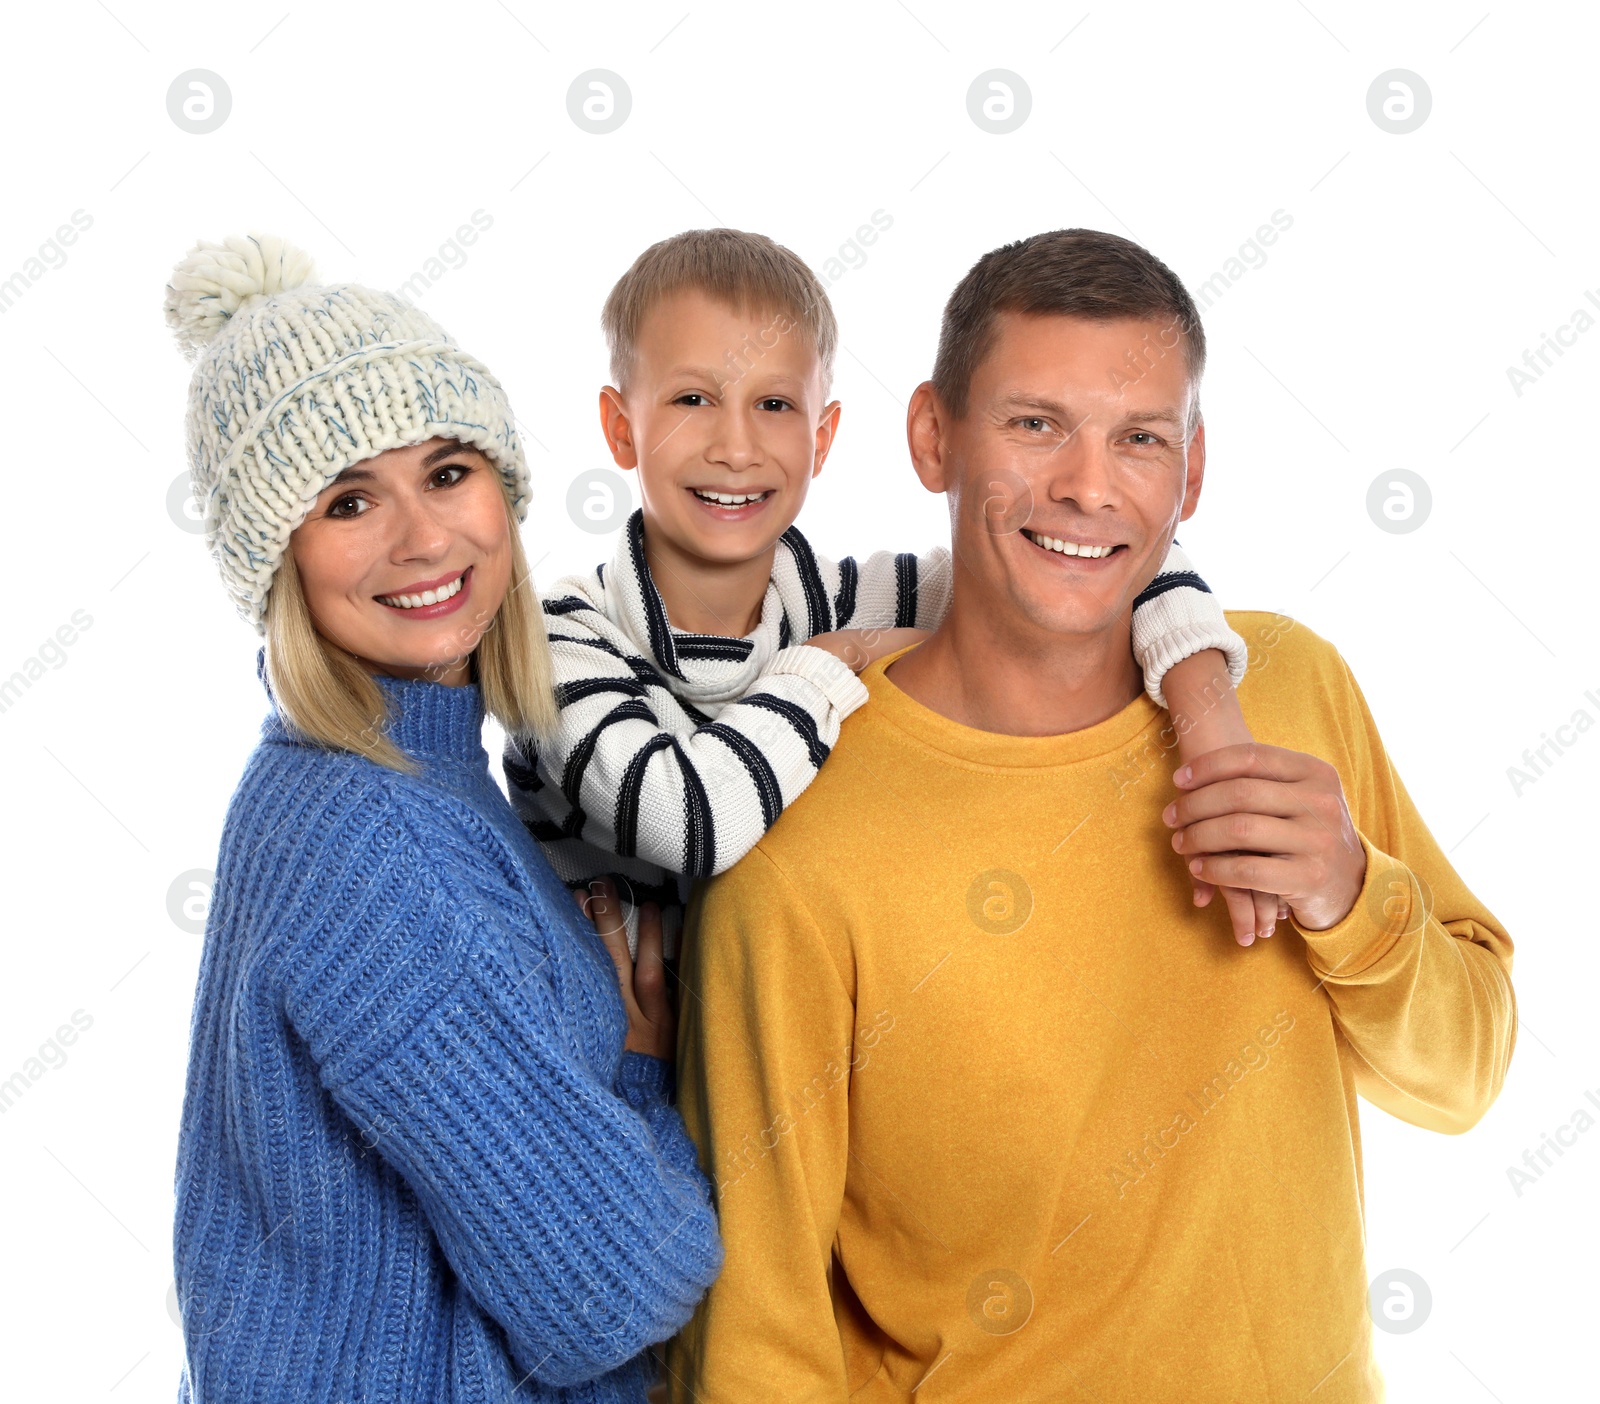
[263,479,559,773]
[601,228,838,397]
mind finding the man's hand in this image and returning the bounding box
[807,626,930,673]
[1162,742,1368,933]
[576,878,676,1061]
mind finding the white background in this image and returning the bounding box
[1,2,1593,1399]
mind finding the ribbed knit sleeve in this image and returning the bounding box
[281,788,723,1388]
[1129,541,1249,706]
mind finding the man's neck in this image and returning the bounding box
[641,521,776,637]
[884,589,1143,737]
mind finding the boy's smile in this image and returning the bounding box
[686,485,777,522]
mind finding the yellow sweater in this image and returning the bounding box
[666,612,1515,1403]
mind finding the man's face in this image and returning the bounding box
[931,311,1204,644]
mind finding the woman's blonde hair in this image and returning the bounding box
[263,477,559,773]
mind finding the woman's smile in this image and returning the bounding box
[374,565,473,618]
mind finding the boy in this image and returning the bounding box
[505,228,1278,956]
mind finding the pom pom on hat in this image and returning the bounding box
[164,233,317,359]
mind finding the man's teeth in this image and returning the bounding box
[379,574,464,609]
[1024,530,1117,558]
[692,489,770,506]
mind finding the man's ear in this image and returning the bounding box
[906,381,952,493]
[1178,417,1206,522]
[598,386,637,471]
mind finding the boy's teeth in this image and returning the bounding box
[1023,530,1116,558]
[693,489,769,506]
[381,574,463,608]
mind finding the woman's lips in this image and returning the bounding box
[375,566,473,619]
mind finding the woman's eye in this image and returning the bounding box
[328,495,370,519]
[429,464,469,488]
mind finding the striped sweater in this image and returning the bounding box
[504,509,1246,953]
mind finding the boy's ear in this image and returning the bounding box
[1178,418,1206,522]
[811,400,842,479]
[906,381,951,493]
[598,386,638,471]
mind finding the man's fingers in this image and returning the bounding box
[1185,852,1301,895]
[634,903,666,1001]
[585,880,640,998]
[1174,742,1322,792]
[1164,777,1303,829]
[634,903,675,1035]
[1174,813,1306,862]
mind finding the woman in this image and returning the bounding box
[166,234,721,1402]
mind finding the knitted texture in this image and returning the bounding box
[172,663,721,1403]
[164,233,529,630]
[504,510,1247,956]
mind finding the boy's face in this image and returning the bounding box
[600,288,840,564]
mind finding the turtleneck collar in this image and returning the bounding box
[602,508,836,707]
[257,647,487,765]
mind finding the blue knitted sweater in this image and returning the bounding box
[172,669,723,1401]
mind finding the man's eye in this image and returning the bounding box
[1018,417,1050,433]
[1127,432,1162,446]
[328,495,370,518]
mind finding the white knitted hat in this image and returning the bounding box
[165,233,530,631]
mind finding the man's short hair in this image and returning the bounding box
[601,228,838,397]
[931,228,1206,430]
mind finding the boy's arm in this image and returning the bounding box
[509,598,870,880]
[832,540,1248,705]
[665,848,855,1402]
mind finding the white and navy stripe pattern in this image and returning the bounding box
[505,510,1245,955]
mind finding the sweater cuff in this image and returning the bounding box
[618,1051,674,1112]
[1137,619,1250,708]
[1291,831,1415,981]
[767,645,871,718]
[1132,541,1249,708]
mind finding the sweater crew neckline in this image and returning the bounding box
[860,642,1165,770]
[260,661,487,764]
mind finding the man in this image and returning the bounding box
[664,229,1515,1402]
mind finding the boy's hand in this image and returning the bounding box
[1162,649,1285,947]
[807,626,930,673]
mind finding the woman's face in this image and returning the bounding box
[289,437,514,685]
